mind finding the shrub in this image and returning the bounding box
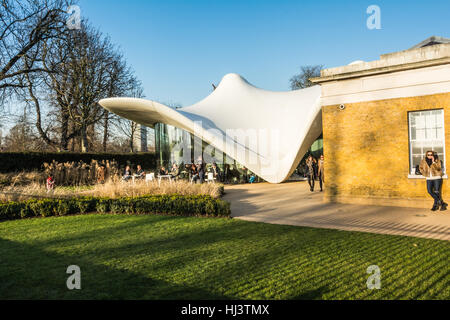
[110,198,134,215]
[76,197,96,214]
[0,152,157,173]
[0,195,231,221]
[96,198,110,214]
[57,200,70,216]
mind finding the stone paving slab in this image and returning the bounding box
[222,182,450,241]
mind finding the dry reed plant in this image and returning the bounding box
[0,159,122,188]
[42,159,121,185]
[90,180,223,199]
[0,171,46,187]
[0,180,224,202]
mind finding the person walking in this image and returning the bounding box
[306,155,316,192]
[318,154,325,192]
[197,160,205,183]
[419,151,448,211]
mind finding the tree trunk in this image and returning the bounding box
[129,137,134,153]
[60,110,70,151]
[81,123,89,153]
[103,112,109,152]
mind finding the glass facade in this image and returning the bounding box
[155,123,324,182]
[154,123,193,167]
[154,123,262,183]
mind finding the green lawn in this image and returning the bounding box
[0,214,448,300]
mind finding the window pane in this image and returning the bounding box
[412,156,422,168]
[434,145,444,154]
[412,144,422,154]
[415,115,425,129]
[408,109,445,174]
[416,129,425,140]
[425,114,436,128]
[426,128,435,140]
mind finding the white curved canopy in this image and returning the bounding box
[99,73,322,183]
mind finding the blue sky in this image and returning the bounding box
[79,0,450,106]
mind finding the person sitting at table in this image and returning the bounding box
[170,163,180,179]
[197,160,205,184]
[135,165,145,180]
[122,165,132,182]
[212,162,221,182]
[158,166,168,176]
[183,164,191,180]
[191,163,199,183]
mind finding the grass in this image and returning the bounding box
[0,214,448,300]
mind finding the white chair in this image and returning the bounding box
[206,172,216,183]
[145,173,155,185]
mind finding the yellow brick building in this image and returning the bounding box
[311,37,450,208]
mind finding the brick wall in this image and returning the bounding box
[322,92,450,208]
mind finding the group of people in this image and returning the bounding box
[122,165,145,182]
[305,154,325,192]
[121,161,224,184]
[158,163,182,180]
[155,161,256,184]
[167,161,220,184]
[184,162,208,184]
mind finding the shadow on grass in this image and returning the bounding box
[0,237,234,300]
[1,214,448,300]
[290,286,329,300]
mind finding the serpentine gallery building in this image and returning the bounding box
[99,36,450,208]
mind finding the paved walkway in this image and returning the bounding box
[222,182,450,241]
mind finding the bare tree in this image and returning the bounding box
[3,2,144,153]
[111,85,145,153]
[0,0,73,100]
[22,21,140,152]
[101,52,140,152]
[289,65,323,90]
[2,107,46,151]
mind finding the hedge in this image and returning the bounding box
[0,152,157,173]
[0,194,231,221]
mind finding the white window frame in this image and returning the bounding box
[408,109,447,179]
